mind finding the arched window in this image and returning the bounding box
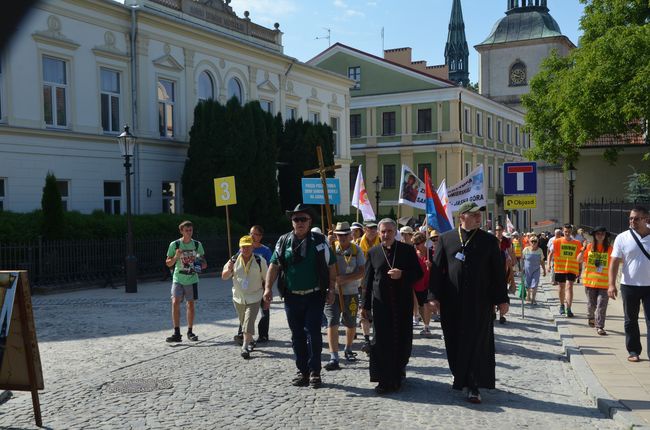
[450,60,456,71]
[198,71,214,101]
[458,59,463,70]
[227,77,242,102]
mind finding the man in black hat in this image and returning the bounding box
[264,204,336,388]
[430,202,509,404]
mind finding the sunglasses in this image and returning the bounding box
[292,217,310,223]
[431,237,439,241]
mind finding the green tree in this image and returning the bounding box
[523,0,650,165]
[41,172,64,239]
[626,167,650,202]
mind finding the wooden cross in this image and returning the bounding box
[303,146,341,234]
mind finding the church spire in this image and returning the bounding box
[445,0,470,86]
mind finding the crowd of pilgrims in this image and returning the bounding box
[218,204,612,403]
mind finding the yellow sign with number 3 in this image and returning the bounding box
[214,176,237,206]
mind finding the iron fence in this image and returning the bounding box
[580,200,650,234]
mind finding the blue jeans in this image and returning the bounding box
[620,284,650,358]
[284,292,325,374]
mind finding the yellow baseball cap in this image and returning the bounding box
[239,235,253,247]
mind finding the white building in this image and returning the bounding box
[0,0,353,215]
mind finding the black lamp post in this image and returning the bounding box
[567,163,577,226]
[372,175,382,218]
[117,125,138,293]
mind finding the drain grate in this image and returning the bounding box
[104,378,173,393]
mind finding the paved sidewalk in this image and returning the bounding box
[0,276,616,429]
[544,276,650,428]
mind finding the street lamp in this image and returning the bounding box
[567,163,577,225]
[117,125,138,293]
[373,175,382,218]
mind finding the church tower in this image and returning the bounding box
[444,0,469,87]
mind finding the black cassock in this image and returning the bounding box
[363,240,423,388]
[430,227,508,390]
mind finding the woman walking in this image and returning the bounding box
[582,226,612,335]
[522,235,545,305]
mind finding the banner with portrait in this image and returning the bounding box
[398,164,426,209]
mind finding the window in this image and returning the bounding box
[488,165,494,188]
[497,120,502,142]
[0,178,4,211]
[330,117,340,155]
[487,116,493,140]
[498,166,503,188]
[348,66,360,90]
[227,77,242,102]
[309,111,320,123]
[382,111,396,136]
[42,56,67,127]
[464,161,471,177]
[56,180,69,211]
[350,114,362,138]
[417,109,432,134]
[103,181,121,214]
[463,108,471,133]
[0,58,3,119]
[162,182,176,214]
[506,123,512,144]
[198,71,214,101]
[418,163,431,181]
[286,106,297,120]
[476,111,483,137]
[515,126,520,146]
[450,60,456,71]
[382,164,396,189]
[157,78,175,137]
[349,165,359,192]
[100,68,120,133]
[260,99,273,113]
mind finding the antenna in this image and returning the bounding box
[315,27,331,46]
[381,27,385,53]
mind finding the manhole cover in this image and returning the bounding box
[104,378,173,393]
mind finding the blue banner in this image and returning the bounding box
[301,178,341,205]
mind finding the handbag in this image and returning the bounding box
[629,228,650,261]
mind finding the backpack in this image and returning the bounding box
[231,252,262,271]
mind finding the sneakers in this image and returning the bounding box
[309,371,322,389]
[344,350,358,362]
[324,360,340,371]
[166,333,182,343]
[361,340,371,354]
[187,332,198,342]
[499,316,506,325]
[559,304,565,315]
[291,372,309,387]
[597,328,607,335]
[566,308,574,318]
[240,348,250,359]
[467,388,482,404]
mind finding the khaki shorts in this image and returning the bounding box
[171,282,198,302]
[324,294,359,328]
[234,301,261,336]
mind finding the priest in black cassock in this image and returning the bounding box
[361,218,423,394]
[429,202,509,404]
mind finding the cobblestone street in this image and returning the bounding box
[0,276,617,429]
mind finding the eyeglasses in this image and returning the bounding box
[431,237,439,241]
[292,217,310,223]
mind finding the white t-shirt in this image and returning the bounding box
[611,229,650,286]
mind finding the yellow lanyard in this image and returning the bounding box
[336,243,353,265]
[240,255,252,276]
[458,226,478,254]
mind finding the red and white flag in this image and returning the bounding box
[436,179,454,228]
[351,165,376,221]
[506,215,515,234]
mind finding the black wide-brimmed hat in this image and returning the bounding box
[285,203,317,220]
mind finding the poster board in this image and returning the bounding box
[0,271,43,426]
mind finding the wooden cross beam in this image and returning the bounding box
[303,145,341,235]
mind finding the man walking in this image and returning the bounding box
[548,224,583,317]
[608,206,650,362]
[358,221,380,353]
[324,222,365,371]
[430,202,508,403]
[361,218,423,394]
[165,220,207,343]
[264,204,336,388]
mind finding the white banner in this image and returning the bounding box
[447,164,487,212]
[351,165,376,221]
[398,164,426,209]
[437,179,455,228]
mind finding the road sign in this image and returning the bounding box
[503,162,537,195]
[301,178,341,205]
[213,176,237,207]
[504,195,537,209]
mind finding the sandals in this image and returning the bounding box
[628,355,641,363]
[596,328,607,336]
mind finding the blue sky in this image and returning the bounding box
[231,0,585,83]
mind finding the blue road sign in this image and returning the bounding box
[301,178,341,205]
[503,162,537,195]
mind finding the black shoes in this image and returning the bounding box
[468,388,482,404]
[166,333,182,343]
[241,349,250,359]
[499,316,506,324]
[324,360,340,371]
[361,340,371,354]
[291,372,309,387]
[309,371,322,389]
[187,332,198,341]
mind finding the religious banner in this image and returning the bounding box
[398,164,426,209]
[447,164,487,212]
[437,179,455,228]
[351,165,375,221]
